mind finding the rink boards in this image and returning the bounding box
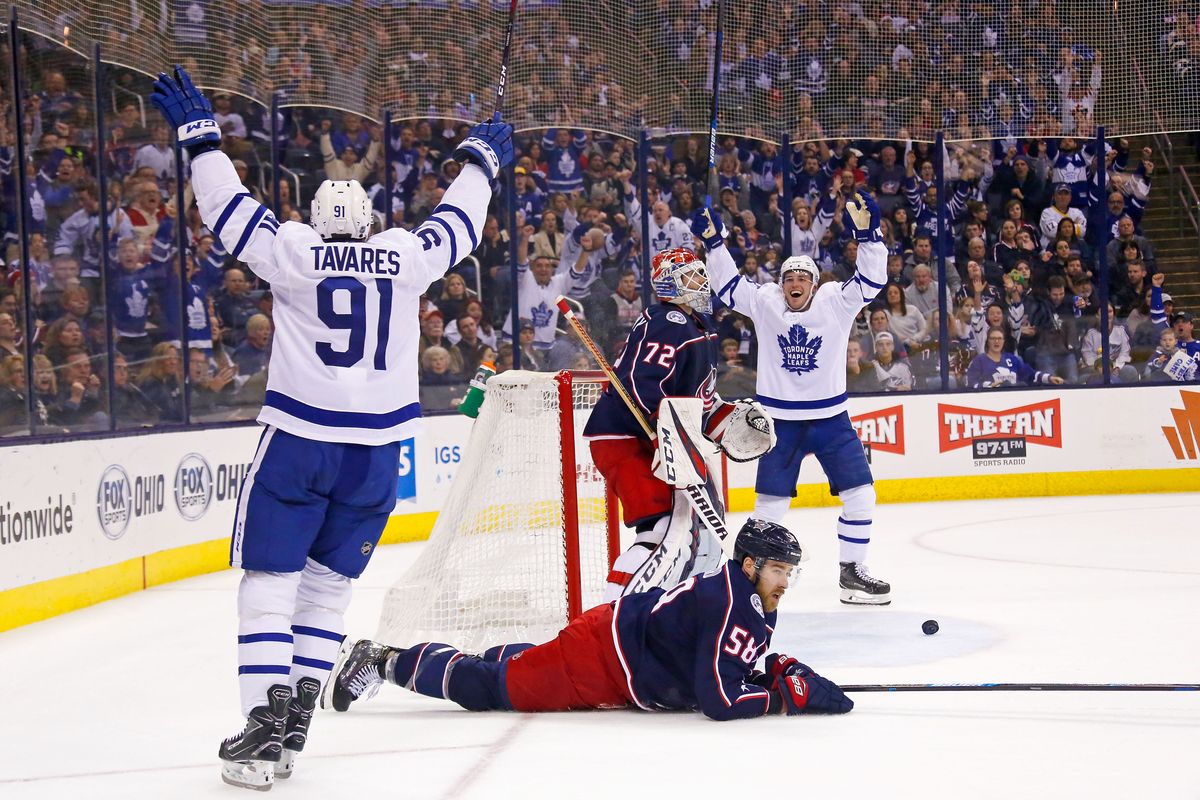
[2,385,1199,630]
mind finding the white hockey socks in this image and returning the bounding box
[752,493,791,523]
[837,484,875,564]
[289,559,352,692]
[237,570,302,716]
[602,515,670,602]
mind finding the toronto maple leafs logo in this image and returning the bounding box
[530,301,555,329]
[777,324,822,374]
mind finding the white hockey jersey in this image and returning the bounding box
[624,192,693,253]
[708,240,887,420]
[191,150,490,445]
[502,262,568,350]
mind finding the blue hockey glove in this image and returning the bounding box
[842,189,882,243]
[690,206,728,250]
[453,120,514,182]
[774,667,854,715]
[150,66,220,153]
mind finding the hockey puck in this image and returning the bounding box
[922,619,939,635]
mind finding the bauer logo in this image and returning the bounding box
[97,465,133,540]
[851,405,905,457]
[396,438,416,502]
[1160,390,1200,460]
[174,453,214,521]
[938,399,1061,465]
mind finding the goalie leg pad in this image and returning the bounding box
[602,516,669,602]
[237,570,303,716]
[622,495,700,595]
[836,483,875,564]
[289,558,351,690]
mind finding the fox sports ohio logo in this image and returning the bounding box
[174,453,214,521]
[96,465,133,540]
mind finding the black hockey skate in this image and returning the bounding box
[219,683,291,791]
[839,562,892,605]
[322,638,395,712]
[276,677,321,780]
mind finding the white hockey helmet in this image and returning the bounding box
[778,255,820,285]
[311,179,372,240]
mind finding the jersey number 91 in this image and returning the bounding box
[315,276,394,370]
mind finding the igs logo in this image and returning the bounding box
[851,405,905,462]
[174,453,214,520]
[97,465,133,540]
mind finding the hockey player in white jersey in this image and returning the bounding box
[150,66,512,790]
[695,189,892,604]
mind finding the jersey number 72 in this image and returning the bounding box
[315,276,393,370]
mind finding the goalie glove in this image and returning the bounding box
[689,206,729,250]
[842,189,883,243]
[150,66,221,154]
[453,120,514,182]
[703,399,776,462]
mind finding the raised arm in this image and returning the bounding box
[690,207,761,317]
[833,190,887,314]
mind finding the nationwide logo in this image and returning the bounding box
[1160,390,1200,460]
[174,453,214,521]
[938,399,1062,453]
[851,405,905,455]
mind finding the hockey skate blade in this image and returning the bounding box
[275,749,295,780]
[221,759,274,791]
[839,588,892,606]
[320,638,355,710]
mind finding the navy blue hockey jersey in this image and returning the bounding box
[611,562,776,721]
[583,303,719,440]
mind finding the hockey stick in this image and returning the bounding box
[493,0,518,121]
[704,0,725,208]
[842,683,1200,693]
[555,296,732,546]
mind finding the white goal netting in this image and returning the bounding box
[376,370,615,653]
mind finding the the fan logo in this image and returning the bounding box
[851,405,905,462]
[938,399,1061,463]
[1161,391,1200,460]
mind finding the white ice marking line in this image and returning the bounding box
[440,714,532,799]
[911,504,1200,576]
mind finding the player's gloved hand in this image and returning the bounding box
[453,120,514,182]
[764,653,804,688]
[703,399,775,462]
[150,66,221,152]
[842,189,882,243]
[690,207,728,250]
[774,667,854,715]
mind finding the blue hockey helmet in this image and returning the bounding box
[733,519,804,568]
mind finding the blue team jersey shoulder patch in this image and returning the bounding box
[666,310,687,324]
[750,593,764,617]
[777,323,823,374]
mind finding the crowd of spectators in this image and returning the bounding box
[0,7,1195,437]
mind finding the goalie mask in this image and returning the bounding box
[311,179,372,240]
[651,247,712,314]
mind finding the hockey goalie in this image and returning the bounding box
[582,247,776,600]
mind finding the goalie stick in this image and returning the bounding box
[493,0,518,121]
[842,682,1200,693]
[555,296,732,550]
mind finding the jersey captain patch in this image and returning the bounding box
[777,323,823,374]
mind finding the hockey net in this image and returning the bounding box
[376,369,618,653]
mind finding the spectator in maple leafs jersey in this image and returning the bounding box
[325,520,853,722]
[967,327,1065,388]
[699,189,892,606]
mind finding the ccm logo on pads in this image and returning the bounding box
[938,399,1062,453]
